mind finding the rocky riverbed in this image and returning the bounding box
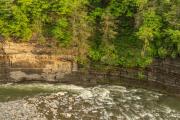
[0,84,180,120]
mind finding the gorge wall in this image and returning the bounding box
[0,42,77,83]
[0,42,180,94]
[84,58,180,94]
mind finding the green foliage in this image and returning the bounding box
[137,71,146,80]
[160,29,180,58]
[137,9,162,57]
[89,49,102,62]
[51,18,71,46]
[0,1,31,40]
[0,0,179,67]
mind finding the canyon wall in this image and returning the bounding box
[0,42,179,94]
[81,58,180,94]
[0,42,77,83]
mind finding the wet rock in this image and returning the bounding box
[10,71,42,82]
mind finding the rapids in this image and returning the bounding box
[0,83,179,120]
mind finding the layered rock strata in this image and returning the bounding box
[0,42,77,82]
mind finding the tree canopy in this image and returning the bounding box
[0,0,179,67]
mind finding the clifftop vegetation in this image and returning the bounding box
[0,0,179,67]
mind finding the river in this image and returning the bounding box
[0,83,179,120]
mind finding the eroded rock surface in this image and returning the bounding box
[0,42,77,82]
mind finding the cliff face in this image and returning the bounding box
[84,58,180,94]
[0,42,179,94]
[148,58,180,87]
[0,42,77,83]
